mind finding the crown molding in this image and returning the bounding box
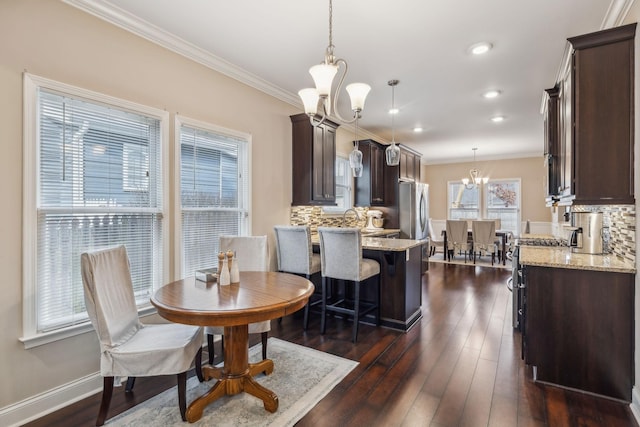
[62,0,301,108]
[602,0,635,27]
[543,0,634,114]
[62,0,385,140]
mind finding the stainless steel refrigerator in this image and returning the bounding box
[398,181,429,240]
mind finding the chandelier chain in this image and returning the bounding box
[327,0,334,57]
[391,83,396,143]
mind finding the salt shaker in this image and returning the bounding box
[230,252,239,284]
[219,256,230,286]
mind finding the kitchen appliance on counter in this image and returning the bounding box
[569,212,604,254]
[365,209,384,231]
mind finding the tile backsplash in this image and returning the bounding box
[290,206,369,233]
[571,204,635,264]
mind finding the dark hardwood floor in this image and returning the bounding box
[23,261,638,427]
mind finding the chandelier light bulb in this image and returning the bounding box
[298,88,320,116]
[298,0,371,126]
[346,83,371,112]
[462,148,488,188]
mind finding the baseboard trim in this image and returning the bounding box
[0,373,102,427]
[631,387,640,424]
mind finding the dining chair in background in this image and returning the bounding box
[427,218,445,258]
[446,219,471,262]
[206,235,271,365]
[81,245,203,426]
[317,227,380,343]
[471,220,497,265]
[273,225,321,330]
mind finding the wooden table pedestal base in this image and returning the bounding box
[185,325,279,423]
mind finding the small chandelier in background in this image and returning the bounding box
[298,0,371,129]
[385,79,401,166]
[462,147,489,189]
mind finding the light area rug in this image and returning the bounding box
[429,253,512,270]
[106,338,357,427]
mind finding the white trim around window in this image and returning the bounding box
[21,73,170,348]
[173,115,252,280]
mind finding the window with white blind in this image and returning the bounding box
[323,156,352,213]
[448,182,480,219]
[176,116,249,278]
[446,179,521,235]
[22,74,168,347]
[485,179,521,235]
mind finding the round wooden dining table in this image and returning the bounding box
[151,271,314,423]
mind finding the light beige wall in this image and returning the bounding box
[421,157,551,222]
[0,0,347,409]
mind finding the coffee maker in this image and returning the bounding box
[569,212,604,254]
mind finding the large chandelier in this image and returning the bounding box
[298,0,371,127]
[385,79,401,166]
[462,148,489,189]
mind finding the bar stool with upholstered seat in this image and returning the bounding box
[273,225,321,330]
[317,227,380,343]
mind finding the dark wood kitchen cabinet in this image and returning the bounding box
[399,145,421,182]
[523,265,634,401]
[354,139,385,206]
[381,144,422,229]
[543,85,560,204]
[290,113,339,206]
[559,23,636,205]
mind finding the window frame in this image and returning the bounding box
[173,115,251,279]
[446,178,522,235]
[323,155,352,214]
[484,178,522,235]
[447,180,480,220]
[21,74,170,349]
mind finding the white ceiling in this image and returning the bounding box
[66,0,629,164]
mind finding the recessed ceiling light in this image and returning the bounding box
[483,90,501,99]
[413,127,423,133]
[388,108,399,115]
[491,115,505,123]
[468,42,493,55]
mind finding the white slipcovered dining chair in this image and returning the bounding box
[273,225,321,330]
[428,218,445,258]
[446,219,472,262]
[206,235,271,365]
[81,245,203,426]
[471,220,498,265]
[317,227,380,343]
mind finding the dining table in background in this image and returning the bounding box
[442,229,509,265]
[151,271,314,423]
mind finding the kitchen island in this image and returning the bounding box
[520,245,635,401]
[312,232,426,332]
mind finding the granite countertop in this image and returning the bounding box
[520,246,636,274]
[361,236,426,251]
[362,228,401,237]
[310,228,425,252]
